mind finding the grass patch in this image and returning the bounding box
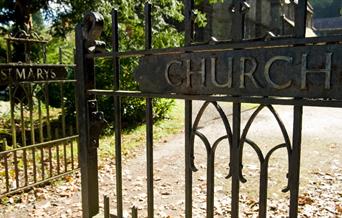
[99,100,184,157]
[98,101,258,158]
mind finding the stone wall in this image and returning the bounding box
[194,0,314,42]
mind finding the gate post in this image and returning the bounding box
[76,13,104,217]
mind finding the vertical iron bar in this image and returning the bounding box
[9,85,17,148]
[4,155,10,192]
[20,101,26,147]
[113,61,123,215]
[112,9,123,218]
[145,3,154,218]
[23,149,28,186]
[41,146,45,180]
[63,142,68,172]
[258,162,268,218]
[255,0,262,37]
[295,0,308,38]
[290,1,307,217]
[55,129,60,174]
[231,1,244,217]
[20,97,26,185]
[76,23,99,217]
[60,83,67,172]
[29,84,37,183]
[207,151,215,218]
[290,106,303,218]
[104,195,110,218]
[45,84,51,140]
[231,0,245,42]
[38,98,44,143]
[14,150,19,189]
[61,84,66,137]
[70,126,75,170]
[231,103,241,218]
[49,142,53,177]
[39,97,45,179]
[132,207,138,218]
[185,101,193,218]
[46,85,52,177]
[184,1,194,217]
[184,0,194,46]
[112,9,120,91]
[64,140,68,172]
[145,2,152,50]
[29,84,35,145]
[146,98,154,217]
[32,147,37,183]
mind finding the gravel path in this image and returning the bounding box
[1,102,342,217]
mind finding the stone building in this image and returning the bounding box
[194,0,315,42]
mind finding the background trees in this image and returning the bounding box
[0,0,341,128]
[0,0,184,128]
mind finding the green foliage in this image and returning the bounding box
[0,37,6,63]
[32,11,45,32]
[192,0,226,28]
[46,0,185,127]
[46,33,75,64]
[1,0,235,129]
[193,9,207,27]
[91,1,184,127]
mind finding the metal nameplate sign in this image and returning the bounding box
[0,64,68,85]
[135,44,342,99]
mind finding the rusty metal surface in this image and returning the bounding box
[0,64,69,85]
[75,0,342,218]
[135,43,342,99]
[0,29,79,199]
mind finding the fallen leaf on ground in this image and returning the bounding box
[298,195,314,206]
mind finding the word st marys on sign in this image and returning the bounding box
[135,44,342,100]
[0,64,68,85]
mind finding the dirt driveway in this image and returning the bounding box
[1,102,342,217]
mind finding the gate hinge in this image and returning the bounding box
[88,100,107,148]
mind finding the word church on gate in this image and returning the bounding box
[134,0,342,99]
[164,52,332,90]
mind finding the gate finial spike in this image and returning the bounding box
[82,12,106,53]
[230,0,250,14]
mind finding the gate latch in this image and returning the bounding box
[88,100,107,148]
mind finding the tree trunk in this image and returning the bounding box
[13,0,32,62]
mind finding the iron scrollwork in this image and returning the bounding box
[190,101,233,217]
[190,101,292,217]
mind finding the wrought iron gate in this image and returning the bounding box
[0,32,79,197]
[76,0,342,217]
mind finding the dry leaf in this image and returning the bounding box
[298,195,314,206]
[336,204,342,214]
